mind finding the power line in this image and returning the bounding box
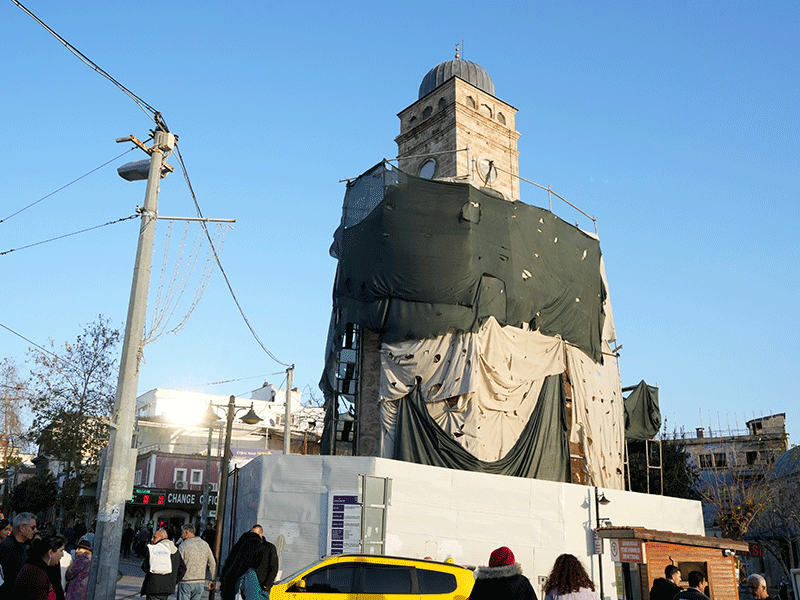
[179,373,280,389]
[0,322,84,374]
[1,148,136,224]
[0,213,139,257]
[10,0,167,130]
[173,143,290,367]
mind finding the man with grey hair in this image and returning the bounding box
[141,528,186,600]
[0,512,37,594]
[178,523,216,600]
[747,574,773,600]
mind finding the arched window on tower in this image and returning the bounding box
[437,97,446,112]
[497,112,506,125]
[422,106,432,120]
[479,104,492,119]
[466,96,476,109]
[409,116,417,128]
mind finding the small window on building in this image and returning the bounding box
[699,454,713,469]
[714,453,727,468]
[409,116,417,127]
[174,468,187,483]
[479,103,492,118]
[419,159,436,179]
[437,97,446,111]
[746,451,758,465]
[190,469,203,485]
[134,470,142,486]
[497,112,506,125]
[422,106,432,119]
[466,95,476,109]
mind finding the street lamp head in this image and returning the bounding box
[598,492,611,506]
[201,404,220,426]
[117,159,152,182]
[240,403,262,426]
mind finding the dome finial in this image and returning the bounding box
[455,42,460,60]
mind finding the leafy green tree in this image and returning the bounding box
[9,470,58,514]
[28,316,121,519]
[627,438,700,499]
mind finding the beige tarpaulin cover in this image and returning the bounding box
[378,254,625,489]
[379,317,565,462]
[566,253,625,489]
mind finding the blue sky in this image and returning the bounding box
[2,1,797,444]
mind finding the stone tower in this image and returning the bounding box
[395,57,521,201]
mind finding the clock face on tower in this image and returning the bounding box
[478,157,498,184]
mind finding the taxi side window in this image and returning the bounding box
[303,565,357,593]
[418,569,458,594]
[362,566,414,594]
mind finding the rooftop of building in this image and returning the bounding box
[418,58,495,100]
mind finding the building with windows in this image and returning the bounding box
[126,384,323,530]
[672,413,788,533]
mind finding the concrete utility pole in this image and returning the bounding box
[87,128,174,600]
[283,365,294,454]
[210,395,236,600]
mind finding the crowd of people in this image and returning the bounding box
[0,510,782,600]
[0,512,95,600]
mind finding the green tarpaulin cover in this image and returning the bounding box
[624,380,661,440]
[393,375,571,481]
[334,168,606,361]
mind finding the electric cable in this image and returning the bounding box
[0,213,139,256]
[10,0,168,131]
[0,322,99,380]
[173,142,290,368]
[178,373,280,390]
[0,147,136,224]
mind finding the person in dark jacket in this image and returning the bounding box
[674,571,709,600]
[651,565,682,600]
[220,534,262,600]
[140,528,186,600]
[120,522,134,558]
[471,546,537,600]
[0,512,37,595]
[12,534,65,600]
[220,525,279,595]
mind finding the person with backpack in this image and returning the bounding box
[140,528,186,600]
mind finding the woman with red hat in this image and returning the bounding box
[470,546,537,600]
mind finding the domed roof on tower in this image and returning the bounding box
[418,50,495,100]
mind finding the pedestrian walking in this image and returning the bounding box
[177,523,216,600]
[470,546,537,600]
[121,522,134,558]
[0,512,37,595]
[140,528,186,600]
[65,540,92,600]
[543,554,599,600]
[12,534,66,600]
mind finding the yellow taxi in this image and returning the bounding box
[269,553,475,600]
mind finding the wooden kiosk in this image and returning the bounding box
[596,527,749,600]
